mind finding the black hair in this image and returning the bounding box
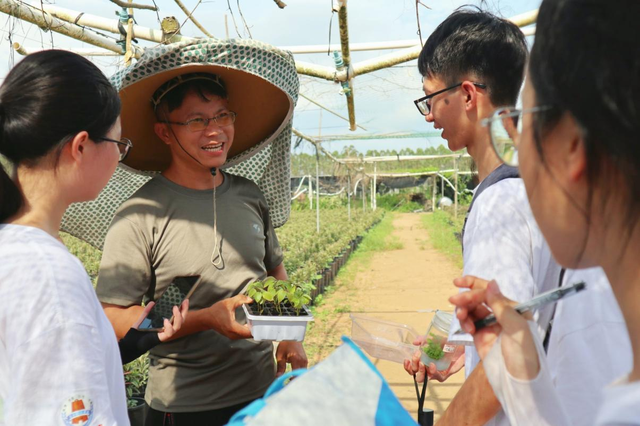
[530,0,640,221]
[0,50,120,223]
[155,77,227,119]
[418,6,528,107]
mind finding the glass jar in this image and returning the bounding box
[420,310,465,371]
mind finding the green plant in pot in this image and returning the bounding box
[246,277,313,316]
[420,333,450,371]
[243,277,315,341]
[123,355,148,425]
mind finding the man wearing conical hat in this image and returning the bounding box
[95,40,306,425]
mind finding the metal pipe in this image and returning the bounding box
[341,153,471,163]
[308,174,313,210]
[454,157,458,219]
[299,92,366,131]
[432,176,437,212]
[373,162,377,211]
[347,174,351,221]
[315,147,320,233]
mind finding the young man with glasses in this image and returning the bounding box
[404,8,563,425]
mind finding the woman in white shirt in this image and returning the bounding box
[448,0,640,425]
[0,50,185,426]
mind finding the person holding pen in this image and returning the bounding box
[451,0,640,424]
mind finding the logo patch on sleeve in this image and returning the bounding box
[61,395,94,426]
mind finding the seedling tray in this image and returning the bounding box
[243,303,314,342]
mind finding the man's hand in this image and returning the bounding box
[275,341,308,377]
[132,299,189,342]
[450,278,540,380]
[205,294,254,340]
[403,337,465,383]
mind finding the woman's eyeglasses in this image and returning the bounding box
[98,137,133,162]
[481,106,552,167]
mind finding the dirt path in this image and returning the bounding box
[304,212,464,422]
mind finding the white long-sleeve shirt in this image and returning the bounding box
[484,320,639,426]
[0,224,129,426]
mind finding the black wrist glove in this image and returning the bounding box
[119,328,161,364]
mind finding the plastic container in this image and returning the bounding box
[420,310,464,371]
[242,304,314,342]
[350,314,421,363]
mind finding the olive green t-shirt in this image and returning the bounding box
[96,172,283,412]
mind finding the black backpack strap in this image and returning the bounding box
[543,268,567,353]
[461,164,520,252]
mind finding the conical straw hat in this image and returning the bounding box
[61,39,299,249]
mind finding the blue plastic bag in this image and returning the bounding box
[227,336,417,425]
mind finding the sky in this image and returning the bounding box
[0,0,541,154]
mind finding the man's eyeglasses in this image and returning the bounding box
[414,82,486,115]
[481,106,553,167]
[161,111,237,132]
[98,137,133,162]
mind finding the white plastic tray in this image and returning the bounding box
[243,304,314,342]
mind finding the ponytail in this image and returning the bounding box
[0,103,22,222]
[0,50,120,224]
[0,159,22,222]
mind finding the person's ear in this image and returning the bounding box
[154,122,172,145]
[562,114,587,183]
[461,81,478,112]
[67,131,91,163]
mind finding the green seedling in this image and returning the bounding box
[421,333,445,361]
[246,278,314,316]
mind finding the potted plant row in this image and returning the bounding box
[124,356,148,426]
[243,277,315,341]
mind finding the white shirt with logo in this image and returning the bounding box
[0,224,129,426]
[447,178,561,426]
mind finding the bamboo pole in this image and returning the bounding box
[39,3,188,45]
[109,0,156,11]
[3,2,537,83]
[281,39,422,54]
[0,0,132,57]
[174,0,214,38]
[12,43,122,56]
[295,60,341,81]
[509,9,538,27]
[337,0,356,131]
[11,42,27,55]
[124,1,134,66]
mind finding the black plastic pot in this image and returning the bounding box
[128,397,145,426]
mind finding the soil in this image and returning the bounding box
[303,213,464,422]
[246,302,310,317]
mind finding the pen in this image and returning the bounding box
[453,281,587,335]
